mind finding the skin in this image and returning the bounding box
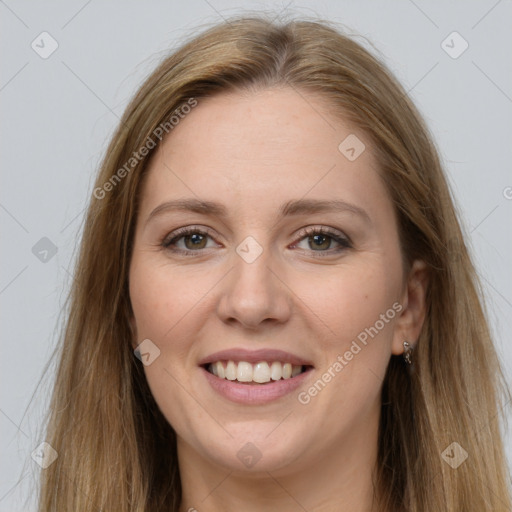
[129,87,428,512]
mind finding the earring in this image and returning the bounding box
[403,341,413,365]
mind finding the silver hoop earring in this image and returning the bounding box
[403,341,413,365]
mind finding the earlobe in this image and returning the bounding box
[391,259,429,356]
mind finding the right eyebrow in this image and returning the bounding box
[145,198,227,227]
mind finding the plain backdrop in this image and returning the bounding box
[1,1,511,510]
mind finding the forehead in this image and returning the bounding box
[140,87,389,222]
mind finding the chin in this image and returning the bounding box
[174,422,303,474]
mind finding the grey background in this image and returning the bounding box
[1,1,511,510]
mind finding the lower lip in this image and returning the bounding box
[201,366,313,405]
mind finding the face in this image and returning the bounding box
[129,87,426,477]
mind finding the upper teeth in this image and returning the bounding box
[208,361,303,383]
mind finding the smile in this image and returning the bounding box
[199,348,315,404]
[206,360,308,383]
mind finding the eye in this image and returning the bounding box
[161,225,352,257]
[291,226,352,257]
[161,226,217,254]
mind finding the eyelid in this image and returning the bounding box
[161,225,218,248]
[297,225,352,245]
[161,224,352,255]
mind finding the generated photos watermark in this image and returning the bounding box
[297,301,403,405]
[93,97,198,200]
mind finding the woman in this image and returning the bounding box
[38,14,511,512]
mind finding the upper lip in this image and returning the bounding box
[198,348,314,367]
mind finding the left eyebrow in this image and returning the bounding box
[145,197,372,226]
[280,198,371,224]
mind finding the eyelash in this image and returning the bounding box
[161,225,352,258]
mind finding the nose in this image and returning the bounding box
[216,243,292,330]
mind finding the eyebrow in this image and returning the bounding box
[145,198,371,226]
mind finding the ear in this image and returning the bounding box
[391,259,429,356]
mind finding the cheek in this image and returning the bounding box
[128,253,221,389]
[292,261,401,413]
[129,255,205,341]
[295,261,399,348]
[128,257,208,432]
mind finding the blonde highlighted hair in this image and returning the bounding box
[38,14,511,511]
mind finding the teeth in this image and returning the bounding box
[237,362,253,382]
[215,361,225,379]
[208,360,304,383]
[270,361,282,380]
[253,362,271,383]
[291,364,302,377]
[225,361,237,381]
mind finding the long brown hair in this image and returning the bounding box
[38,14,511,511]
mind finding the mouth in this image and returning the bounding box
[202,360,313,384]
[198,348,314,404]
